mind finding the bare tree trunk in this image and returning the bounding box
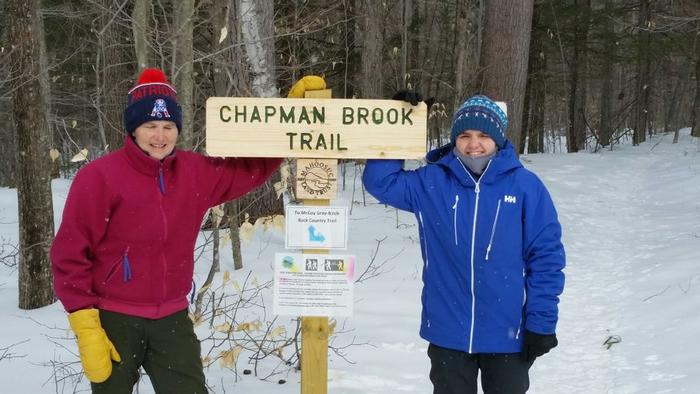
[6,0,56,309]
[132,0,153,71]
[414,0,443,144]
[521,79,531,153]
[235,0,283,269]
[633,0,651,145]
[173,0,195,149]
[98,0,132,152]
[204,0,232,279]
[525,5,545,154]
[599,0,615,148]
[359,0,383,98]
[568,0,591,153]
[210,0,251,98]
[1,3,17,187]
[479,0,534,151]
[210,0,252,271]
[401,0,411,88]
[520,47,546,153]
[453,0,469,108]
[0,123,16,187]
[240,0,277,98]
[416,0,430,93]
[226,202,243,270]
[664,61,688,143]
[531,79,545,153]
[211,0,233,273]
[432,5,455,108]
[693,33,700,138]
[341,0,356,98]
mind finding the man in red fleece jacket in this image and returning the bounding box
[50,68,325,392]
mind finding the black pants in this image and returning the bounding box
[92,309,207,394]
[428,343,533,394]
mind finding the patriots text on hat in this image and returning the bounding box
[128,84,177,103]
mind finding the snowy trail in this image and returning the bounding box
[529,138,698,393]
[528,152,644,393]
[1,133,697,394]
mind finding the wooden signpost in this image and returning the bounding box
[299,89,333,394]
[206,90,427,394]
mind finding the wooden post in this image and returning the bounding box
[300,88,333,394]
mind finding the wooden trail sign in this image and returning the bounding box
[206,88,428,394]
[206,97,427,159]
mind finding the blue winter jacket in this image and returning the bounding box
[362,142,565,353]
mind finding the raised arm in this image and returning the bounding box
[198,155,282,208]
[362,159,419,213]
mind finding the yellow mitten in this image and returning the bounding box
[287,75,327,98]
[68,309,121,383]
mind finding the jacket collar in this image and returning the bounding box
[426,141,522,186]
[123,135,177,176]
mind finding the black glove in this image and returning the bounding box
[521,330,558,362]
[392,90,435,108]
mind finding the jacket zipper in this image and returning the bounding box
[485,199,502,261]
[452,195,459,245]
[158,164,167,303]
[457,158,492,353]
[468,182,480,353]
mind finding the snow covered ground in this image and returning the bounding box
[0,129,698,393]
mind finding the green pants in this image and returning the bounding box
[92,309,207,394]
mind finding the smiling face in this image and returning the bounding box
[132,120,178,160]
[454,129,498,157]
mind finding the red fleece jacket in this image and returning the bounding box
[51,137,281,318]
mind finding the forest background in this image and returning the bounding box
[1,0,699,366]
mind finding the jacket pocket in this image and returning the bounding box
[104,247,132,283]
[418,210,430,270]
[451,195,459,246]
[485,199,502,261]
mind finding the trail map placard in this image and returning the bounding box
[273,253,355,317]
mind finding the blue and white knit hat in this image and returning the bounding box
[123,68,182,134]
[450,95,508,148]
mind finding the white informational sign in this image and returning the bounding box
[285,205,348,249]
[273,253,355,317]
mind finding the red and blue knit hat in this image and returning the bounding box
[450,95,508,148]
[123,68,182,134]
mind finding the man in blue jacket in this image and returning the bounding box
[362,95,565,394]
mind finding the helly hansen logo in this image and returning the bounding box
[504,195,517,204]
